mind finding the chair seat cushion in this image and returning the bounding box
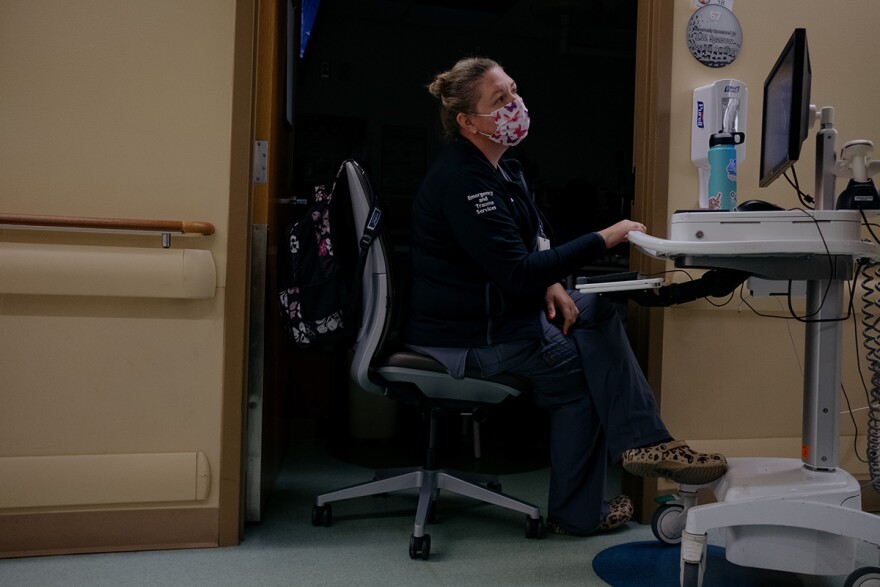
[380,350,532,394]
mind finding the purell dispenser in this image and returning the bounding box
[692,79,748,208]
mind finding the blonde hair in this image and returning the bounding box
[427,57,500,141]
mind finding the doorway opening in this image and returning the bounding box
[261,0,640,519]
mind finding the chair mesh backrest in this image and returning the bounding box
[341,161,530,405]
[341,160,394,396]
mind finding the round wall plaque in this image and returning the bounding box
[686,4,743,68]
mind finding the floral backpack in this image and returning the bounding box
[278,164,381,348]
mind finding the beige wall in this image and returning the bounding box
[0,0,237,518]
[659,0,880,475]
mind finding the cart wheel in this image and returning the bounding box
[651,503,685,545]
[311,504,332,527]
[845,566,880,587]
[409,533,431,560]
[525,515,545,539]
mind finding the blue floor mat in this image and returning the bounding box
[592,541,805,587]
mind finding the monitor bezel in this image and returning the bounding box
[758,28,812,188]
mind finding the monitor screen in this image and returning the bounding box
[300,0,321,58]
[759,28,812,188]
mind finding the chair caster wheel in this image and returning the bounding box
[409,533,431,560]
[311,504,332,527]
[525,515,545,539]
[487,481,502,492]
[651,503,684,545]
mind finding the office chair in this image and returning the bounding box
[311,160,545,560]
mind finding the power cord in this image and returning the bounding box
[859,207,880,243]
[784,166,815,209]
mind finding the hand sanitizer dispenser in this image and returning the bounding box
[692,79,748,208]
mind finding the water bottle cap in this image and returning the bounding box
[710,131,745,147]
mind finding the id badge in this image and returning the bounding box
[538,236,551,251]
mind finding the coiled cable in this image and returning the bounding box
[859,261,880,491]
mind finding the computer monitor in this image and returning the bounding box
[759,28,812,188]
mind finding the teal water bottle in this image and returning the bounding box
[708,131,744,210]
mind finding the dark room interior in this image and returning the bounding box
[284,0,640,466]
[292,0,638,252]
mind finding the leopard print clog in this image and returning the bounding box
[621,440,727,485]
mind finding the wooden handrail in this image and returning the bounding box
[0,213,214,235]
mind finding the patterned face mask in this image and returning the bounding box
[473,97,530,146]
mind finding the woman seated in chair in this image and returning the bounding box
[404,57,727,536]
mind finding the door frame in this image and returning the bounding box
[624,0,673,524]
[222,0,298,539]
[219,0,259,546]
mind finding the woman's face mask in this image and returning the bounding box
[473,97,530,146]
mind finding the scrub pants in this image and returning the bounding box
[466,290,670,535]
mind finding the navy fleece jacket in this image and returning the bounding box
[405,139,607,347]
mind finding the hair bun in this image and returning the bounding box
[427,74,446,100]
